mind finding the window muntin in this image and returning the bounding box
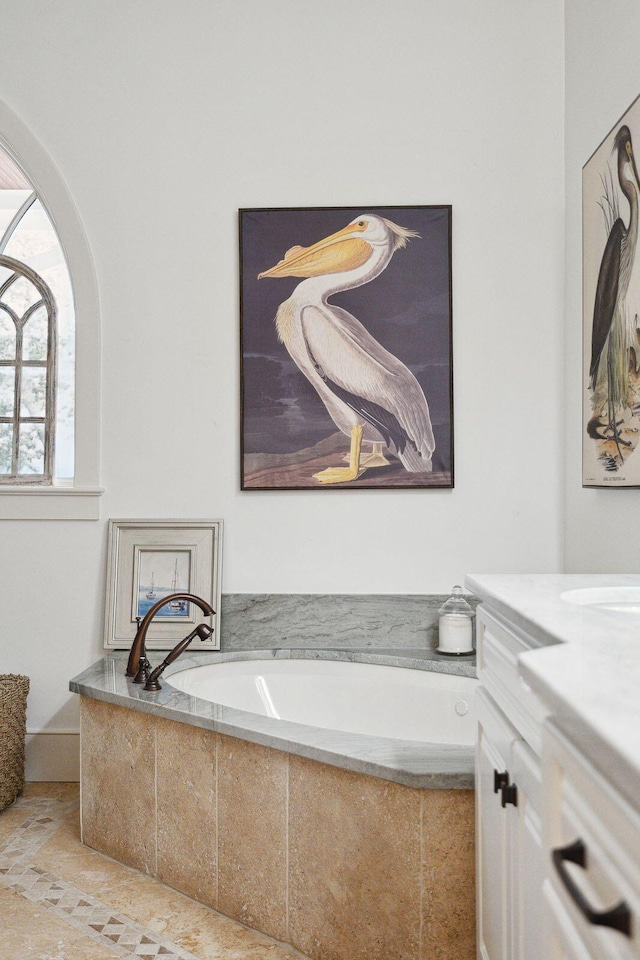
[0,255,57,482]
[0,147,75,481]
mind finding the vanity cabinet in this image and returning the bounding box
[542,720,640,960]
[470,574,640,960]
[476,607,547,960]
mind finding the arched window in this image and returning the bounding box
[0,100,101,518]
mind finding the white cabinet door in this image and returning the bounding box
[477,688,544,960]
[477,688,518,960]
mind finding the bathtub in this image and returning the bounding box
[167,658,477,745]
[71,651,478,789]
[72,651,478,960]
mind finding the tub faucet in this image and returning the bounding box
[125,593,215,680]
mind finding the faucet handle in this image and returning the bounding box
[133,657,151,684]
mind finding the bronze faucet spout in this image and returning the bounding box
[125,592,215,678]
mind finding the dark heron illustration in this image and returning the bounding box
[589,125,640,463]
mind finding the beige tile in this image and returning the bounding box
[80,698,156,875]
[421,789,476,960]
[40,933,119,960]
[38,842,145,898]
[0,800,30,844]
[0,885,115,959]
[36,806,83,861]
[104,870,218,937]
[2,788,80,855]
[175,911,306,960]
[288,755,422,960]
[0,784,80,848]
[217,733,288,941]
[156,717,217,907]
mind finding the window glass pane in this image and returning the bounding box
[1,274,41,318]
[0,366,14,416]
[0,189,32,238]
[22,306,47,360]
[0,265,14,289]
[4,200,56,263]
[20,367,46,418]
[0,423,12,474]
[0,311,15,360]
[55,381,74,479]
[5,199,74,479]
[18,422,44,474]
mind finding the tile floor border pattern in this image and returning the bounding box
[0,795,202,960]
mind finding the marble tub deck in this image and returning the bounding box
[0,783,308,960]
[70,648,477,790]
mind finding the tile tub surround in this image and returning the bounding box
[70,650,476,790]
[219,593,480,654]
[80,699,476,960]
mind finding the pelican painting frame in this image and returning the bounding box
[240,205,453,490]
[583,93,640,486]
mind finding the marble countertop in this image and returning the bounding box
[70,648,477,791]
[466,573,640,812]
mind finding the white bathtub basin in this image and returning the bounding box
[167,658,478,744]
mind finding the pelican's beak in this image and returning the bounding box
[258,223,372,279]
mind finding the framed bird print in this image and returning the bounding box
[583,94,640,486]
[240,205,453,490]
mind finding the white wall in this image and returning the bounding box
[564,0,640,571]
[0,0,565,775]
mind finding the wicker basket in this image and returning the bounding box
[0,675,29,811]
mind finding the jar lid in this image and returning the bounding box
[438,585,474,618]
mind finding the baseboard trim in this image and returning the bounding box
[25,732,80,782]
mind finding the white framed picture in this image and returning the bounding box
[104,519,223,650]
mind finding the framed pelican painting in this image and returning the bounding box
[240,205,453,490]
[583,93,640,486]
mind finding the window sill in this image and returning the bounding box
[0,485,104,520]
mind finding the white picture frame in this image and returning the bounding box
[104,519,223,650]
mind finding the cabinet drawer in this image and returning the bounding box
[478,607,547,751]
[544,722,640,959]
[544,880,603,960]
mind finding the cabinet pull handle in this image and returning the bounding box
[552,839,632,938]
[501,782,518,807]
[494,770,509,793]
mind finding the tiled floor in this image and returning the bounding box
[0,784,309,960]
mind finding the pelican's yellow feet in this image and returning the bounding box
[313,464,367,484]
[343,443,390,468]
[314,423,365,484]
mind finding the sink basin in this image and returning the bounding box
[561,586,640,613]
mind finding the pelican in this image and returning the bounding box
[590,125,640,463]
[258,214,435,484]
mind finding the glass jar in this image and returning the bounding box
[437,585,475,655]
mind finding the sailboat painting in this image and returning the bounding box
[135,549,191,619]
